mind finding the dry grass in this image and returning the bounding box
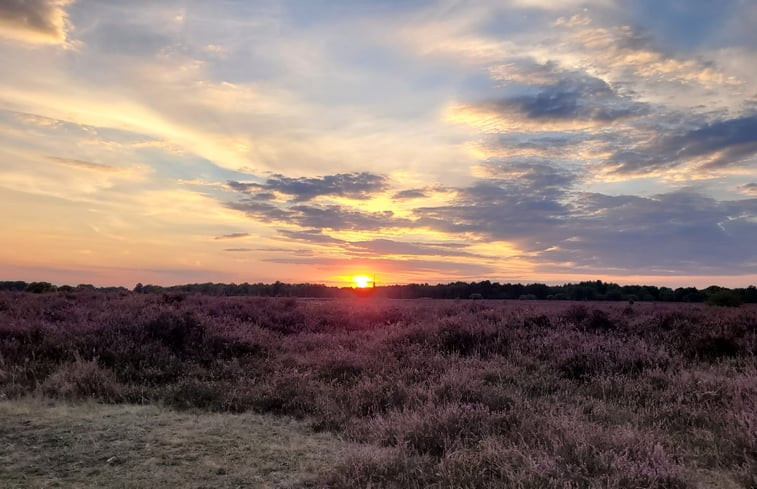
[0,398,350,488]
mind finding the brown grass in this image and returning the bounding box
[0,398,351,488]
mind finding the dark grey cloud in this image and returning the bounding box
[261,256,495,277]
[392,188,428,200]
[291,204,409,230]
[611,114,757,173]
[226,181,277,201]
[226,200,293,221]
[541,192,757,274]
[227,181,257,192]
[252,192,277,201]
[0,0,70,43]
[479,159,577,192]
[277,229,346,245]
[228,172,387,202]
[739,183,757,196]
[226,162,757,275]
[672,115,757,169]
[228,199,410,231]
[276,230,478,259]
[416,182,570,252]
[254,247,314,256]
[214,232,249,240]
[415,179,757,274]
[480,59,756,178]
[413,159,576,252]
[485,60,756,176]
[479,74,647,124]
[347,239,480,258]
[506,135,586,151]
[82,20,171,56]
[224,247,313,256]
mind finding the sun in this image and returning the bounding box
[352,275,372,288]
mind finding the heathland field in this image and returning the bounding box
[0,292,754,488]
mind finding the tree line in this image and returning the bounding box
[2,279,754,305]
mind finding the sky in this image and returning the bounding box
[1,0,756,288]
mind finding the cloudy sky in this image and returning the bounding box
[1,0,756,287]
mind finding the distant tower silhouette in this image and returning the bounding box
[373,274,376,288]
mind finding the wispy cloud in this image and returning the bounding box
[214,232,249,240]
[47,156,121,173]
[228,172,387,202]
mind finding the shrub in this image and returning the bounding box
[145,313,206,354]
[316,350,365,384]
[332,375,412,419]
[437,439,554,488]
[25,282,57,293]
[558,353,597,382]
[41,354,121,402]
[585,309,615,331]
[690,336,741,360]
[523,314,551,328]
[165,378,224,410]
[435,321,509,358]
[326,447,435,489]
[366,402,511,458]
[706,290,743,307]
[563,305,588,324]
[250,369,322,417]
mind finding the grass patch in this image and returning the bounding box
[0,398,351,488]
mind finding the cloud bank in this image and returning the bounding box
[0,0,72,44]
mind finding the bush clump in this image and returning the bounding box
[41,354,121,402]
[706,290,743,307]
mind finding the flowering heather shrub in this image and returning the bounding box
[324,446,436,489]
[0,292,755,486]
[390,315,510,358]
[360,402,513,458]
[41,353,121,402]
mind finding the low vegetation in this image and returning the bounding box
[0,291,755,487]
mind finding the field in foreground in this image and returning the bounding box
[0,292,755,488]
[0,398,349,488]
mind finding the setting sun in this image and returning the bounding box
[352,275,373,288]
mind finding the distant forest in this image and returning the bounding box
[1,280,755,305]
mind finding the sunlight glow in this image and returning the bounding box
[352,275,373,288]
